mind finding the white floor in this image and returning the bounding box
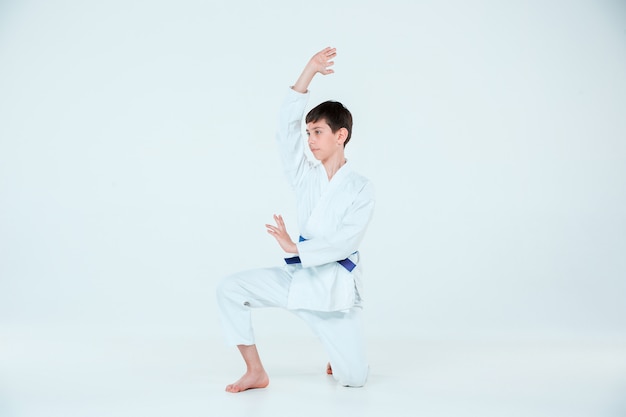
[1,325,625,417]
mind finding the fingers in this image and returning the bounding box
[266,214,287,236]
[273,214,286,229]
[266,215,297,253]
[320,46,337,57]
[318,48,336,74]
[322,60,335,75]
[315,47,337,63]
[306,47,337,77]
[266,225,283,239]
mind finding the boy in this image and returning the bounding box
[216,47,375,392]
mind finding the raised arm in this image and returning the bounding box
[292,47,337,93]
[268,47,339,255]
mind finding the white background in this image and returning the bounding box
[1,1,625,415]
[2,0,625,341]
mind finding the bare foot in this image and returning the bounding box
[225,370,269,393]
[326,362,333,375]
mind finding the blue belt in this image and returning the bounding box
[284,236,358,272]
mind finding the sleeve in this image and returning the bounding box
[275,87,312,189]
[296,181,376,268]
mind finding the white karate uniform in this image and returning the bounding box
[216,87,375,387]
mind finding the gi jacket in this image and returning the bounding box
[277,88,375,312]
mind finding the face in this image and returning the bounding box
[306,119,345,162]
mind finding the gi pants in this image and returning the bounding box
[216,267,369,387]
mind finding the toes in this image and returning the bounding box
[225,384,240,393]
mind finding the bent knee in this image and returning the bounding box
[336,365,369,388]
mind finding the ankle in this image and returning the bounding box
[246,366,266,374]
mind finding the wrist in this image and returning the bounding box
[293,67,316,93]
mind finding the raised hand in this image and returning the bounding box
[307,47,337,76]
[292,47,337,93]
[265,214,298,254]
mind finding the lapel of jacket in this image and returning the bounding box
[305,161,353,233]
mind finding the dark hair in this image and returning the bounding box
[305,101,353,147]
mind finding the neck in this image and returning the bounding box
[322,152,347,180]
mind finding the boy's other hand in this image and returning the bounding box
[266,214,298,254]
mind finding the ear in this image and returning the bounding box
[336,127,348,146]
